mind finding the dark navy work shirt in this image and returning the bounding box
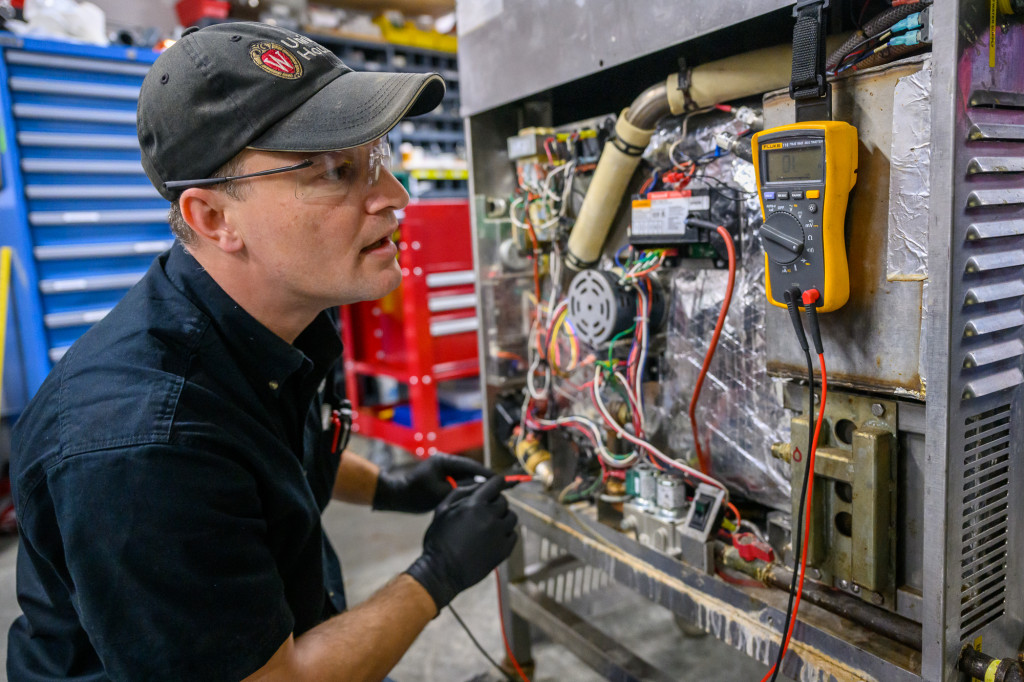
[8,243,348,681]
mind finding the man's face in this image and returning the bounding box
[223,142,409,310]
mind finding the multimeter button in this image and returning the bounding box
[808,203,818,213]
[776,191,789,200]
[763,191,775,200]
[806,189,821,199]
[790,191,804,200]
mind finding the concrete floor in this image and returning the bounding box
[0,437,785,681]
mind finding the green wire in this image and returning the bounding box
[606,325,636,366]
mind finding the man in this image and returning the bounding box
[7,22,518,682]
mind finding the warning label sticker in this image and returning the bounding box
[631,191,710,239]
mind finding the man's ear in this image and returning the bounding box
[179,188,244,253]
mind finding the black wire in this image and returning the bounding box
[698,174,758,199]
[768,348,815,682]
[833,25,892,71]
[448,604,515,681]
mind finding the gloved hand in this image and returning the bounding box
[405,475,519,611]
[372,453,495,513]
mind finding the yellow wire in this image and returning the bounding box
[0,247,11,415]
[547,308,580,373]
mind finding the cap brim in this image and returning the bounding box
[247,70,445,153]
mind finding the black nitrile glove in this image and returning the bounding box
[372,453,495,513]
[406,475,519,611]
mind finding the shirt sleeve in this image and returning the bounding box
[45,443,294,681]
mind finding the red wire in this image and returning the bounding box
[688,226,736,475]
[496,568,531,682]
[758,354,827,682]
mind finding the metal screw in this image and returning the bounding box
[838,579,850,590]
[871,592,884,606]
[871,403,885,417]
[851,584,861,594]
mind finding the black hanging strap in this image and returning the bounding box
[789,0,832,122]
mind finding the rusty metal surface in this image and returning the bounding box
[763,57,929,398]
[509,487,924,681]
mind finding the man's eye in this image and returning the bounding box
[322,165,353,181]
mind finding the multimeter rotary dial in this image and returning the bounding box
[760,211,805,265]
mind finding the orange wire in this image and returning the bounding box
[726,501,742,526]
[689,226,736,474]
[496,568,531,682]
[759,354,827,682]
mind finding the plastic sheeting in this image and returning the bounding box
[648,118,793,510]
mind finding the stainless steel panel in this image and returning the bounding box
[763,58,929,397]
[923,5,1024,679]
[967,156,1024,174]
[456,0,793,116]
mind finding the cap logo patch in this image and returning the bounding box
[249,42,303,80]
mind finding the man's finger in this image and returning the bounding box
[436,455,494,480]
[467,472,516,503]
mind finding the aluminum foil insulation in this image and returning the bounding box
[648,118,792,510]
[887,60,932,282]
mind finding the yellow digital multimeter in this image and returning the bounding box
[752,121,858,313]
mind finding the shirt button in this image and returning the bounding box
[268,380,280,390]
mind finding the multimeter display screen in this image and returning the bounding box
[765,146,824,183]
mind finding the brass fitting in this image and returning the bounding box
[770,441,793,463]
[516,438,554,488]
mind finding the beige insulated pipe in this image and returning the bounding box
[565,42,800,270]
[565,102,664,270]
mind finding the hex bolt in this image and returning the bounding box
[839,579,850,590]
[851,584,861,594]
[871,592,885,606]
[871,403,885,417]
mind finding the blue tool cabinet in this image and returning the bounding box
[0,35,167,416]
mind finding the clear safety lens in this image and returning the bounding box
[295,138,392,202]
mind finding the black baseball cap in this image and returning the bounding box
[138,22,445,201]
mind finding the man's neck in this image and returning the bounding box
[185,245,318,344]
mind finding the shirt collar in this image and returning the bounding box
[162,242,343,394]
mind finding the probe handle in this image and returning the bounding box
[784,287,810,352]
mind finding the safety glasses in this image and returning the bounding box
[163,137,393,203]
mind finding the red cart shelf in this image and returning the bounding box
[340,199,483,457]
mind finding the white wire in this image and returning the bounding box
[592,366,726,490]
[529,412,637,469]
